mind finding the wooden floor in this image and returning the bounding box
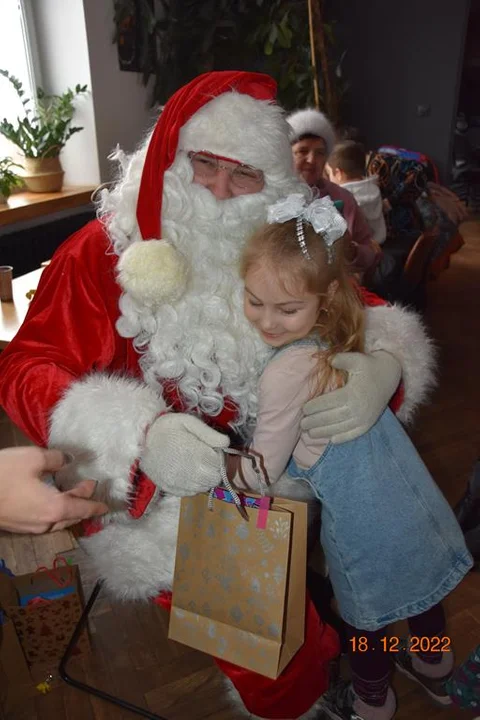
[1,221,480,719]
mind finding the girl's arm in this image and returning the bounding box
[233,346,321,490]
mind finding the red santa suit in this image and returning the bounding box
[0,71,435,719]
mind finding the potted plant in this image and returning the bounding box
[0,157,23,205]
[0,70,88,193]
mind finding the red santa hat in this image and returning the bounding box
[118,70,289,307]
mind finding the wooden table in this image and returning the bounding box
[0,267,44,349]
[0,186,95,228]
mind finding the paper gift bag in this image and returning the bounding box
[169,492,307,679]
[8,563,90,665]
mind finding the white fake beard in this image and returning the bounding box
[115,154,296,435]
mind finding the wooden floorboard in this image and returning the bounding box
[1,219,479,719]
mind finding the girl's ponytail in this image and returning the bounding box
[312,245,365,395]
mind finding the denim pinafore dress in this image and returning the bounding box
[280,340,473,631]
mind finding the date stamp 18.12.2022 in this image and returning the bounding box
[349,636,452,653]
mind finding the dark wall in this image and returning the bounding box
[0,209,95,278]
[333,0,471,180]
[458,0,480,118]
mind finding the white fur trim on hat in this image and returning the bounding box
[286,108,336,155]
[117,240,189,308]
[178,91,294,181]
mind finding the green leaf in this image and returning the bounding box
[277,24,292,48]
[268,23,278,47]
[279,10,290,30]
[0,70,88,155]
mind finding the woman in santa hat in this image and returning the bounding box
[287,108,379,274]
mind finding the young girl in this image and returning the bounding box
[231,194,473,720]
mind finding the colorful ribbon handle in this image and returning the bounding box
[35,556,73,588]
[209,448,271,527]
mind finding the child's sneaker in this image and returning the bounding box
[317,679,396,720]
[316,680,365,719]
[394,646,453,705]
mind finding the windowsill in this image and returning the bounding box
[0,186,96,228]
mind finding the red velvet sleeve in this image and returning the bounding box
[359,285,389,308]
[0,220,128,446]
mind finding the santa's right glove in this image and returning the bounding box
[140,413,230,496]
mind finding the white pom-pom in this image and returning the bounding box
[117,240,189,307]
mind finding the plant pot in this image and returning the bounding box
[22,156,64,193]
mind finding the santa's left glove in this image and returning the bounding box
[139,413,230,496]
[301,350,402,444]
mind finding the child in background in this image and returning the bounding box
[326,140,387,246]
[230,194,472,720]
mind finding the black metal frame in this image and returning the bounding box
[59,579,168,719]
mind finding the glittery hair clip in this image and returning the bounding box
[267,193,348,262]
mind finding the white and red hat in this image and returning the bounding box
[286,108,336,155]
[117,70,293,307]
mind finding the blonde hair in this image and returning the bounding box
[240,219,365,394]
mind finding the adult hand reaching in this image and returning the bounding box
[0,446,109,534]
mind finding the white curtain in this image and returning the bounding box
[0,0,36,160]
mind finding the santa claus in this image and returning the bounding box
[0,71,435,719]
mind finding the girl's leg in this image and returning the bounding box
[394,603,454,706]
[407,603,454,677]
[320,623,396,720]
[345,625,392,707]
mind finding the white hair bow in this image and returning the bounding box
[267,193,348,262]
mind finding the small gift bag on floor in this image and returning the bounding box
[7,558,90,666]
[169,460,308,679]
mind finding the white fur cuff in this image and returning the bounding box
[365,304,437,424]
[49,373,166,502]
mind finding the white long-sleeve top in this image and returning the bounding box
[342,177,387,245]
[240,344,331,488]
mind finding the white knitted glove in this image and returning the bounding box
[140,413,230,496]
[301,350,402,444]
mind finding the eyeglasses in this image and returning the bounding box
[188,151,264,191]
